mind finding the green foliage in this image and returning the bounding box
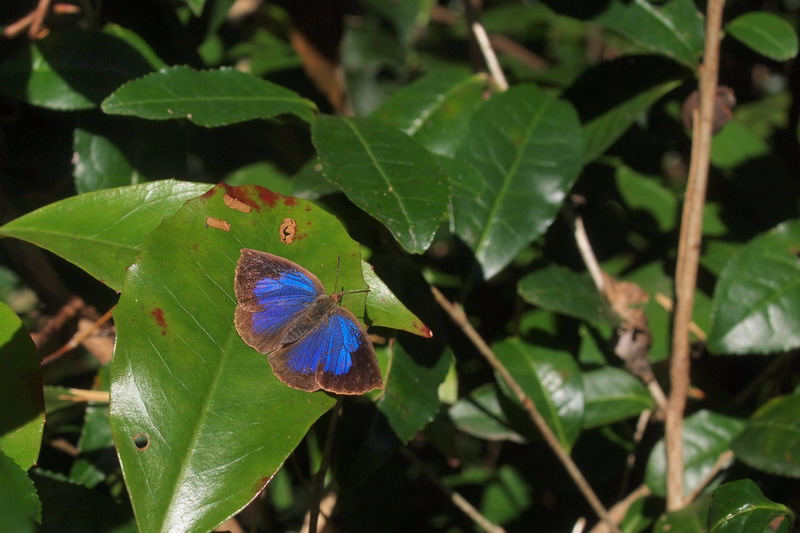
[2,0,799,531]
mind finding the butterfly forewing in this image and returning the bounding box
[234,248,384,395]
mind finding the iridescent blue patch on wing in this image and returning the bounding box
[284,314,357,376]
[251,270,319,335]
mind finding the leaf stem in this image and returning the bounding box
[431,286,620,533]
[666,0,727,511]
[309,398,343,533]
[463,0,509,91]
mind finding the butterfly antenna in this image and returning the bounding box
[335,256,342,292]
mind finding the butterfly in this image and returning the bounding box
[234,248,383,395]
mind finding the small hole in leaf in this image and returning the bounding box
[133,433,150,451]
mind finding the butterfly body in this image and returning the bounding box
[234,249,383,395]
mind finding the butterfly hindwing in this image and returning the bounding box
[269,307,383,395]
[234,249,324,354]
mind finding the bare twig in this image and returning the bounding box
[56,388,110,403]
[431,286,619,533]
[589,484,652,533]
[685,450,734,504]
[654,292,706,341]
[308,398,342,533]
[574,216,605,294]
[400,447,505,533]
[462,1,509,91]
[31,295,85,349]
[666,0,726,510]
[41,306,115,366]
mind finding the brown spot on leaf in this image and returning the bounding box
[280,218,297,244]
[206,217,231,231]
[283,196,297,207]
[258,188,280,207]
[133,433,150,451]
[151,308,168,335]
[224,194,252,213]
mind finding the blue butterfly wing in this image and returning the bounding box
[234,249,324,355]
[269,307,383,395]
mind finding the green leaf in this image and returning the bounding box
[732,392,800,478]
[312,115,450,254]
[595,0,704,68]
[653,493,712,533]
[69,368,112,489]
[709,479,795,533]
[0,451,40,532]
[480,464,532,525]
[375,339,451,443]
[0,302,44,470]
[711,121,771,169]
[708,219,800,354]
[73,117,186,193]
[449,384,524,443]
[111,184,382,531]
[360,0,436,45]
[582,367,653,429]
[102,66,318,126]
[454,84,584,279]
[102,24,167,70]
[0,180,212,291]
[362,262,431,338]
[184,0,205,17]
[645,410,744,498]
[517,265,618,326]
[726,12,799,62]
[0,29,153,110]
[372,68,488,157]
[493,339,584,451]
[583,80,681,163]
[615,166,677,232]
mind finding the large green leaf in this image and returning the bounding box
[111,184,388,531]
[595,0,704,68]
[708,220,800,354]
[0,451,40,533]
[583,80,681,163]
[0,29,152,110]
[726,12,799,62]
[102,66,318,126]
[582,367,653,429]
[0,180,211,291]
[312,115,450,254]
[517,265,618,326]
[493,339,584,451]
[454,84,584,279]
[732,392,800,478]
[372,68,487,157]
[645,410,744,498]
[708,479,794,533]
[0,303,44,470]
[374,339,451,443]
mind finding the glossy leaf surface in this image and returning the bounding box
[362,262,431,337]
[582,367,653,429]
[0,181,211,291]
[110,184,383,532]
[726,12,799,62]
[708,479,794,533]
[709,220,800,354]
[732,392,800,478]
[313,115,450,254]
[454,84,583,279]
[102,66,317,126]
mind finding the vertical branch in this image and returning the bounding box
[665,0,726,510]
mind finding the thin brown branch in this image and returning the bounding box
[685,450,734,504]
[666,0,726,511]
[431,286,619,533]
[400,447,505,533]
[588,484,652,533]
[41,305,115,366]
[308,398,342,533]
[56,388,110,403]
[29,0,52,39]
[462,0,509,91]
[31,295,85,349]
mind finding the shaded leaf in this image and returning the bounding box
[373,68,488,157]
[583,80,681,163]
[374,339,451,443]
[69,368,112,489]
[708,219,800,354]
[615,166,677,232]
[0,180,211,291]
[732,392,800,478]
[710,121,771,170]
[0,303,44,470]
[111,184,380,531]
[653,493,711,533]
[645,410,744,498]
[312,115,449,254]
[480,465,532,525]
[493,339,584,451]
[582,367,653,429]
[595,0,704,68]
[454,84,584,279]
[726,12,799,62]
[518,265,618,326]
[0,451,40,532]
[0,29,152,110]
[709,479,794,533]
[449,384,524,443]
[102,66,317,126]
